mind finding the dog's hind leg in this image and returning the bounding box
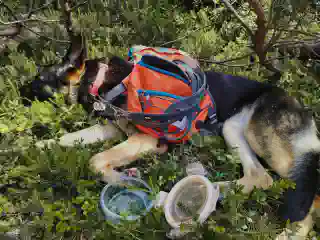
[218,106,274,194]
[89,133,168,183]
[243,88,320,239]
[276,206,315,240]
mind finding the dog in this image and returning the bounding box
[19,34,320,239]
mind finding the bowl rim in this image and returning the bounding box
[164,175,219,229]
[100,176,154,221]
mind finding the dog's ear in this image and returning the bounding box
[62,34,87,69]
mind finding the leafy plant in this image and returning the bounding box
[0,0,319,239]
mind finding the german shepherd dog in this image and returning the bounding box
[19,35,320,239]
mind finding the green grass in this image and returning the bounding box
[0,101,316,239]
[1,1,320,239]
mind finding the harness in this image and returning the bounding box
[91,46,221,143]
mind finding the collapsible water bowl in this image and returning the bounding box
[100,176,153,224]
[154,162,221,238]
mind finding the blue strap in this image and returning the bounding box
[103,83,127,102]
[208,107,218,124]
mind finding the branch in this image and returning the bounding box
[219,0,281,80]
[278,42,320,61]
[0,0,56,38]
[199,53,253,64]
[220,0,254,39]
[246,0,282,78]
[0,0,69,55]
[199,54,288,67]
[160,24,213,47]
[27,0,56,16]
[23,24,70,43]
[70,1,88,11]
[0,25,21,36]
[0,17,60,25]
[276,28,320,38]
[59,0,74,37]
[246,0,267,62]
[0,1,19,21]
[264,29,282,52]
[26,0,35,18]
[273,39,320,48]
[0,2,22,54]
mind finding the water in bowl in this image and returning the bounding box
[106,189,150,217]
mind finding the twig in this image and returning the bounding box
[273,39,320,48]
[220,0,254,39]
[30,1,55,16]
[265,29,282,52]
[200,55,288,67]
[23,25,70,43]
[199,53,253,64]
[26,0,35,18]
[0,18,60,25]
[0,26,20,36]
[0,0,59,54]
[276,28,320,38]
[0,1,19,21]
[208,62,254,67]
[219,0,281,78]
[70,1,88,11]
[59,0,74,37]
[160,24,213,47]
[0,2,22,54]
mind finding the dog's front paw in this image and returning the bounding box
[258,171,274,190]
[89,154,123,184]
[275,229,292,240]
[275,229,307,240]
[237,171,273,194]
[101,170,124,184]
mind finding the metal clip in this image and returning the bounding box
[93,101,106,111]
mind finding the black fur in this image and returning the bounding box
[97,56,133,94]
[19,34,86,106]
[76,58,105,113]
[252,88,313,137]
[205,71,275,122]
[77,56,133,114]
[279,152,320,222]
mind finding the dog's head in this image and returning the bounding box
[19,34,133,110]
[19,34,87,106]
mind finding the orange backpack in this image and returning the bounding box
[93,46,218,143]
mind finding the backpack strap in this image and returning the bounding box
[102,83,127,102]
[92,82,127,116]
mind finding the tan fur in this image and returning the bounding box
[246,122,294,178]
[246,116,316,239]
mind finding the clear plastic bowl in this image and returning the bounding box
[100,176,153,224]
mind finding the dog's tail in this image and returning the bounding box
[279,133,320,222]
